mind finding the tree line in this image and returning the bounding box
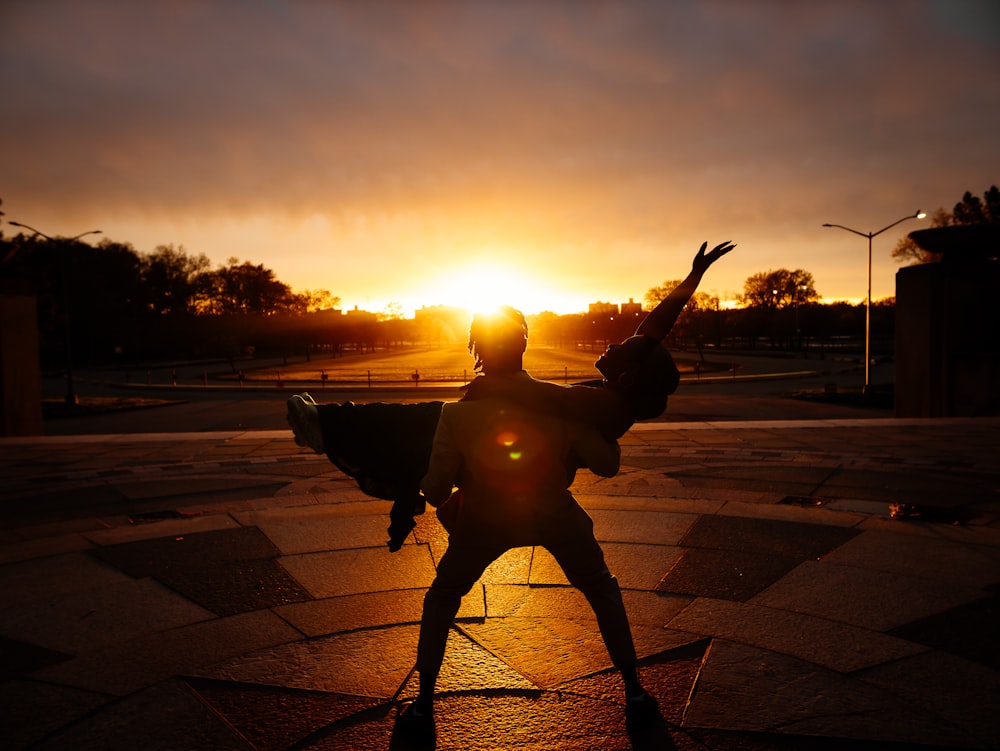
[2,185,993,367]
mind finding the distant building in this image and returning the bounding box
[620,297,643,317]
[588,301,619,317]
[415,305,469,342]
[344,305,377,323]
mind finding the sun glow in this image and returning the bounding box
[425,261,578,315]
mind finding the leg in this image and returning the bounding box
[544,514,637,672]
[414,539,507,706]
[545,513,660,723]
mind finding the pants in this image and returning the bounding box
[415,507,637,677]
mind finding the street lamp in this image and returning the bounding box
[822,210,925,394]
[9,221,102,406]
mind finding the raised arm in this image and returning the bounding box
[634,240,736,341]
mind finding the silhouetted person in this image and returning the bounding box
[395,307,657,743]
[287,240,735,548]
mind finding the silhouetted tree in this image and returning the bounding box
[198,258,302,315]
[299,288,340,312]
[740,269,817,309]
[141,244,211,315]
[893,185,1000,264]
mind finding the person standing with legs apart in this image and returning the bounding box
[395,306,658,744]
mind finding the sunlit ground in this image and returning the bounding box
[236,344,615,385]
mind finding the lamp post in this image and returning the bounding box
[9,221,102,406]
[822,211,925,394]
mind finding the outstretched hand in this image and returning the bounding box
[692,240,736,274]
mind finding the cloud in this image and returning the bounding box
[2,0,998,308]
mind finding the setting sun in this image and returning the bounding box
[424,261,582,316]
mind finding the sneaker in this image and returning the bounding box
[396,701,435,746]
[286,394,324,453]
[625,690,660,726]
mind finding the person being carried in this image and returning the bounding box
[395,307,656,744]
[287,240,735,549]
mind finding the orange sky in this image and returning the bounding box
[2,1,999,316]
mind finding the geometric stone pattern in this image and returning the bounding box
[1,419,999,750]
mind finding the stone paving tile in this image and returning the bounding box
[92,525,312,615]
[855,649,1000,748]
[0,551,133,608]
[483,582,591,618]
[0,636,72,679]
[480,583,699,666]
[588,508,698,545]
[187,677,384,751]
[528,542,682,590]
[657,547,802,601]
[752,560,992,632]
[622,589,694,627]
[2,678,110,751]
[194,626,416,696]
[562,640,707,723]
[679,513,860,558]
[83,512,240,546]
[1,484,129,525]
[461,616,615,688]
[279,544,437,599]
[32,610,300,696]
[859,514,1000,546]
[822,528,1000,588]
[275,589,426,636]
[200,625,536,697]
[28,678,250,751]
[241,507,393,554]
[818,468,986,507]
[479,546,533,584]
[666,597,927,673]
[432,692,645,751]
[684,639,981,748]
[577,491,728,516]
[112,476,288,502]
[668,467,828,498]
[0,532,94,565]
[161,557,312,615]
[888,592,1000,670]
[721,499,866,527]
[0,576,214,654]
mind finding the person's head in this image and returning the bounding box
[596,334,680,419]
[468,306,528,374]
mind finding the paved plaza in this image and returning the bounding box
[2,415,999,750]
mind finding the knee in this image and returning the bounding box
[425,579,474,607]
[568,565,620,595]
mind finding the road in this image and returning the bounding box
[38,351,895,435]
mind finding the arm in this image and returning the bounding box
[634,240,736,341]
[570,422,621,478]
[464,374,627,438]
[420,407,462,507]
